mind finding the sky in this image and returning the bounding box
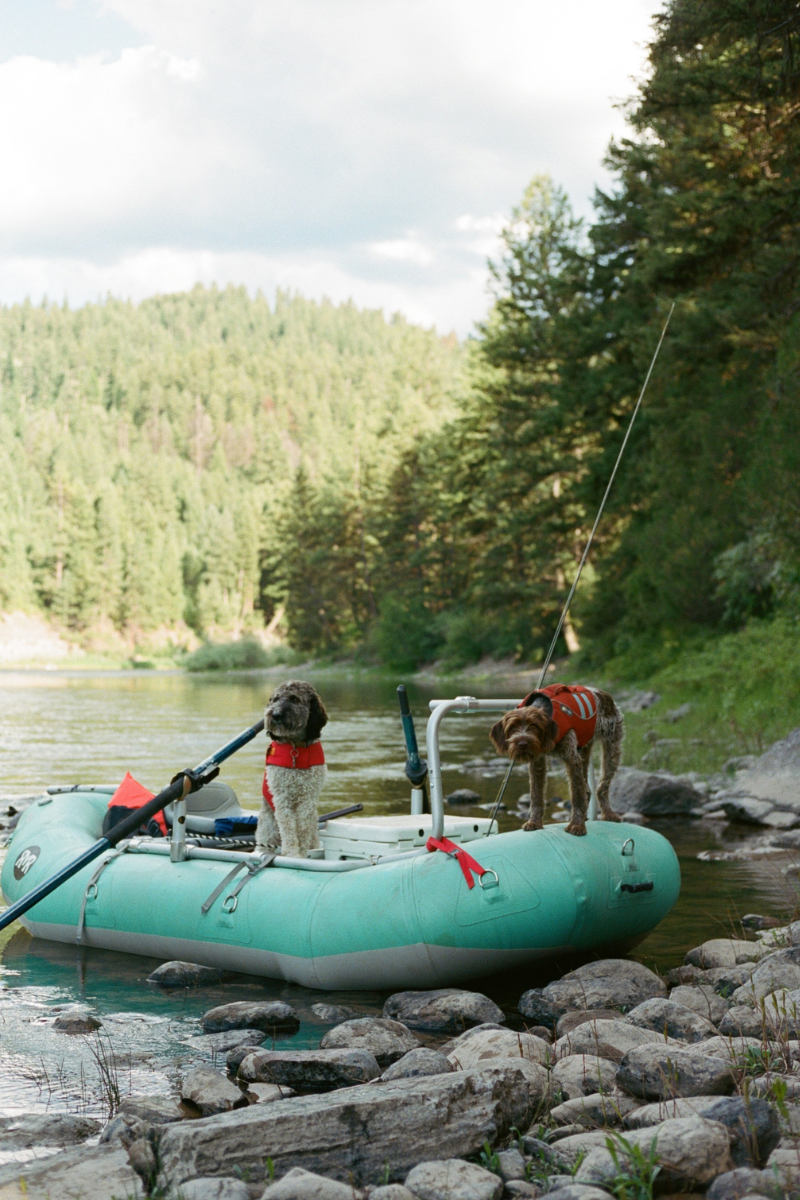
[0,0,664,335]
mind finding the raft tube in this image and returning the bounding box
[1,792,680,990]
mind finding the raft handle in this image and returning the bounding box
[621,838,635,856]
[620,880,654,893]
[222,895,238,913]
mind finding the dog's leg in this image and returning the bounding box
[597,724,623,822]
[561,731,590,836]
[255,803,280,852]
[522,756,546,831]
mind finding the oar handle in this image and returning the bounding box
[0,717,266,934]
[397,685,428,788]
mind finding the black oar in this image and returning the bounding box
[0,718,265,933]
[397,685,430,812]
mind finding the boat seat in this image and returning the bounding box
[163,781,255,835]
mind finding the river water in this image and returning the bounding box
[0,668,794,1127]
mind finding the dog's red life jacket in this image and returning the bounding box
[518,683,598,748]
[103,771,168,837]
[262,740,325,811]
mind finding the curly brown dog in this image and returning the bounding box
[489,683,624,836]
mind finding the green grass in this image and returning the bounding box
[183,639,301,672]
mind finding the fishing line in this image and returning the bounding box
[484,303,675,834]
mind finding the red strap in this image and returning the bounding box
[426,837,488,890]
[262,772,275,811]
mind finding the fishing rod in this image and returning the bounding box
[485,303,675,832]
[0,718,266,933]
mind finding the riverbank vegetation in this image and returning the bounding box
[1,0,799,715]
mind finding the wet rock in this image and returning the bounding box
[685,938,769,969]
[555,1008,622,1038]
[744,914,786,932]
[608,768,702,817]
[0,1113,101,1148]
[0,1144,143,1198]
[383,988,504,1033]
[550,1054,618,1100]
[200,1000,299,1033]
[186,1028,266,1055]
[237,1048,381,1092]
[404,1158,503,1200]
[495,1147,527,1181]
[574,1113,733,1189]
[181,1067,248,1116]
[157,1063,539,1191]
[179,1179,251,1200]
[117,1095,185,1125]
[51,1005,102,1033]
[381,1048,453,1080]
[147,960,226,987]
[707,1166,782,1199]
[616,1044,737,1099]
[696,1096,780,1167]
[310,1003,358,1023]
[261,1167,361,1200]
[226,1043,262,1075]
[446,789,482,805]
[626,997,718,1042]
[319,1017,419,1067]
[555,1018,669,1063]
[550,1091,638,1128]
[732,947,800,1003]
[669,983,729,1026]
[445,1028,550,1070]
[523,959,666,1022]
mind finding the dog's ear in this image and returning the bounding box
[542,718,560,753]
[305,691,328,742]
[489,717,509,754]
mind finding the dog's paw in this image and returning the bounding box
[600,811,622,823]
[522,818,544,831]
[564,820,587,836]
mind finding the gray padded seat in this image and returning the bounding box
[163,781,251,834]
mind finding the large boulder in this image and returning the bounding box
[319,1018,418,1067]
[237,1048,381,1092]
[626,997,718,1042]
[734,725,800,810]
[200,1000,299,1033]
[444,1029,550,1070]
[574,1114,733,1190]
[404,1159,503,1200]
[608,768,703,817]
[555,1018,669,1063]
[550,1054,618,1100]
[521,959,665,1022]
[382,989,504,1033]
[616,1045,737,1099]
[0,1113,100,1148]
[156,1064,539,1192]
[0,1144,143,1198]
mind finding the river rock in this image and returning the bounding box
[310,1004,358,1023]
[626,997,718,1042]
[319,1018,418,1067]
[574,1113,733,1189]
[446,1028,550,1070]
[608,768,702,816]
[117,1095,185,1124]
[440,1023,508,1054]
[522,959,666,1023]
[555,1008,622,1037]
[550,1091,639,1128]
[616,1044,737,1099]
[245,1082,296,1104]
[624,1094,732,1126]
[766,1144,800,1192]
[732,947,800,1003]
[370,1188,418,1200]
[200,1000,299,1033]
[261,1167,362,1200]
[156,1063,538,1191]
[685,939,769,969]
[381,1048,453,1080]
[703,963,758,993]
[555,1018,668,1062]
[718,1006,768,1038]
[181,1067,248,1116]
[147,960,226,987]
[446,789,482,806]
[707,1166,783,1199]
[0,1113,101,1148]
[732,725,800,811]
[694,1096,780,1167]
[539,1188,614,1200]
[0,1143,143,1197]
[383,989,504,1032]
[494,1147,527,1181]
[404,1158,503,1200]
[51,1005,102,1033]
[551,1054,618,1100]
[669,983,729,1025]
[237,1048,381,1091]
[700,1035,762,1061]
[186,1028,266,1055]
[179,1179,251,1200]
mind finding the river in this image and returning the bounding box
[0,668,793,1125]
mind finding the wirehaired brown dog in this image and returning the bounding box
[489,684,624,836]
[256,680,328,858]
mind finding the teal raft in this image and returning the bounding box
[1,696,680,991]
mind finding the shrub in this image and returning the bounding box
[184,639,298,671]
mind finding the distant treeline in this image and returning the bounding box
[2,0,800,671]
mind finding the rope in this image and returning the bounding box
[485,304,675,835]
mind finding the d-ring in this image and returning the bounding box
[621,838,635,856]
[222,895,238,913]
[86,883,98,900]
[478,868,500,890]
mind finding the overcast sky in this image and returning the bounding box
[0,0,663,334]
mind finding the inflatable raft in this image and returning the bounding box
[1,696,680,990]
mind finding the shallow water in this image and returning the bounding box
[0,668,796,1123]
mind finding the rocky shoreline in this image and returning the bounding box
[2,935,800,1199]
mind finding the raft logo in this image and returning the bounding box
[13,845,40,880]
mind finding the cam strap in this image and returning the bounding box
[200,854,275,915]
[426,836,488,890]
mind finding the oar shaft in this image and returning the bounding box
[0,717,266,933]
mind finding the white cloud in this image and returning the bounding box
[370,237,434,267]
